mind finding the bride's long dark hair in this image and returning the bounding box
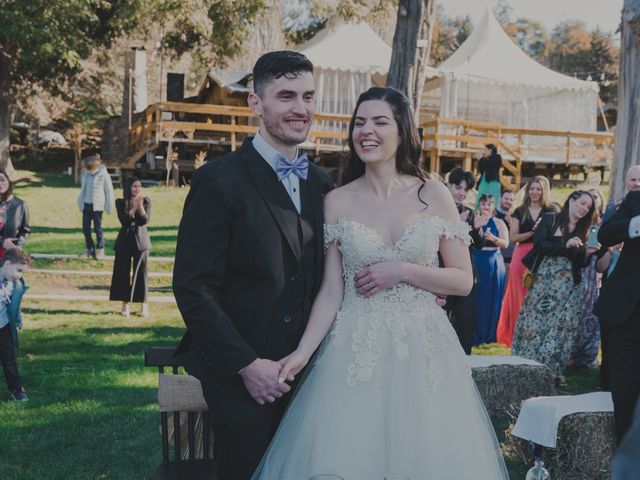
[341,87,426,186]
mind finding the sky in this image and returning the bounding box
[441,0,624,34]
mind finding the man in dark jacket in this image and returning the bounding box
[444,167,485,353]
[594,190,640,441]
[173,51,332,479]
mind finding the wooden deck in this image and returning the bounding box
[125,102,615,189]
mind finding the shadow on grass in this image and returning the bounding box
[22,307,93,316]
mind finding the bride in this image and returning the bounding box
[252,87,510,479]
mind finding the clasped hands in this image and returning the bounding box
[241,350,311,406]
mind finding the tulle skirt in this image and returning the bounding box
[252,297,510,480]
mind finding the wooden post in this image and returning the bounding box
[610,0,640,201]
[429,148,437,173]
[464,152,472,171]
[565,134,571,166]
[231,115,237,151]
[73,124,82,185]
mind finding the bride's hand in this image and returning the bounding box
[278,350,309,384]
[354,261,406,297]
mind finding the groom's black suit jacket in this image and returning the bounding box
[594,190,640,326]
[173,139,332,422]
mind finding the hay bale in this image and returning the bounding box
[555,411,615,480]
[505,409,615,480]
[471,364,556,418]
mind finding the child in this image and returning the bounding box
[0,248,30,401]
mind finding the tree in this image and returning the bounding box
[0,0,267,174]
[386,0,436,116]
[431,7,472,65]
[504,18,550,63]
[548,20,592,73]
[610,0,640,201]
[0,1,143,175]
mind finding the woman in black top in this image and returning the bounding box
[109,178,151,317]
[0,170,29,256]
[496,175,554,346]
[512,190,597,386]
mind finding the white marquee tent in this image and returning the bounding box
[422,8,599,132]
[297,21,390,116]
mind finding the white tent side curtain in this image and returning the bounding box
[424,76,597,132]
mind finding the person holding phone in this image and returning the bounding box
[570,189,606,369]
[512,190,598,387]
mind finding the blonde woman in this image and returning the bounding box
[496,175,555,347]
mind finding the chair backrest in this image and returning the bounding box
[145,347,213,465]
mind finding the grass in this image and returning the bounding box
[15,171,187,257]
[0,300,183,480]
[0,171,603,479]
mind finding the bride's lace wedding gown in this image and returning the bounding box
[252,217,510,479]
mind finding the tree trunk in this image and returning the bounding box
[386,0,436,119]
[0,54,16,179]
[611,0,640,201]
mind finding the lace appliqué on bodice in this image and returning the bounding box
[324,217,471,390]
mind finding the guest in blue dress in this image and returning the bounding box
[474,194,509,345]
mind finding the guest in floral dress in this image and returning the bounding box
[512,190,597,387]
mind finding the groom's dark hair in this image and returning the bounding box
[252,51,314,97]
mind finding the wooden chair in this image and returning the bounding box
[145,347,217,480]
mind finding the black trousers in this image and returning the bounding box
[446,283,476,354]
[0,325,22,392]
[201,379,293,480]
[109,239,148,303]
[608,314,640,442]
[82,203,104,250]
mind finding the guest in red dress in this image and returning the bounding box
[496,175,555,347]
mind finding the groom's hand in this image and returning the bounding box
[240,358,291,405]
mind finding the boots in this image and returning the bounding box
[121,302,130,317]
[95,248,105,260]
[140,303,149,317]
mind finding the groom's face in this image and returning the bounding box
[249,71,315,148]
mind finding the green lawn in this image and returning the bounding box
[0,171,602,479]
[15,171,187,257]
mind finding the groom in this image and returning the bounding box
[173,51,333,479]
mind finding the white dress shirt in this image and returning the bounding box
[252,132,302,213]
[629,214,640,238]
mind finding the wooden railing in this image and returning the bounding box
[126,102,352,168]
[420,118,615,190]
[127,103,615,191]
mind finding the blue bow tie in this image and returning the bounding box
[275,153,308,181]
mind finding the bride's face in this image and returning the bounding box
[352,100,399,166]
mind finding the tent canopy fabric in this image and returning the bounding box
[297,21,391,74]
[430,8,598,92]
[421,7,598,138]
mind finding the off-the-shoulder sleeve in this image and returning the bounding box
[324,223,341,248]
[439,218,472,246]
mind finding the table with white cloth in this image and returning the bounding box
[467,355,555,418]
[511,392,616,480]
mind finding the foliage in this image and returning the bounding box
[159,0,267,65]
[0,0,142,94]
[431,5,473,65]
[505,18,551,63]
